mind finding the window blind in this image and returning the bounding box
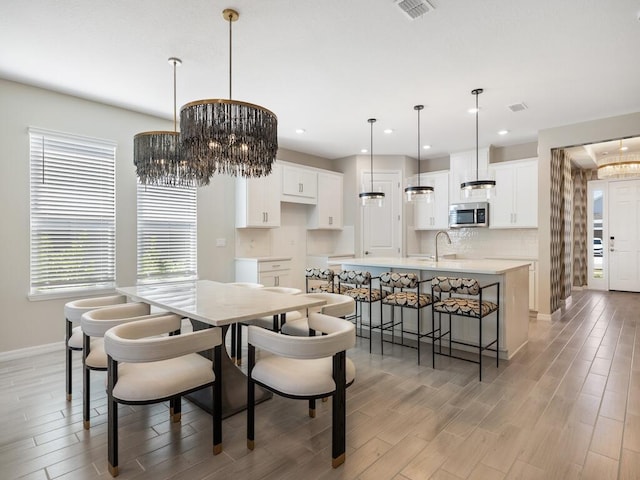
[29,128,116,295]
[137,182,197,283]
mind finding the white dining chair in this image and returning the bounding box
[280,293,355,336]
[64,295,127,401]
[247,312,356,468]
[104,313,223,477]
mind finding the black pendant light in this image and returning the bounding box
[405,104,434,202]
[460,88,495,195]
[359,118,385,207]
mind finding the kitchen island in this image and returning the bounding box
[329,257,531,360]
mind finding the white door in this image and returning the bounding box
[609,179,640,292]
[361,171,402,257]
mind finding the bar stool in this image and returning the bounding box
[379,272,434,363]
[64,295,127,401]
[337,270,385,353]
[431,277,500,381]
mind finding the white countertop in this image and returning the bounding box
[329,257,531,275]
[235,256,292,262]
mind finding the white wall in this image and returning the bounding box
[537,112,640,316]
[0,79,236,353]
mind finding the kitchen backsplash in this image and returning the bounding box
[417,228,539,259]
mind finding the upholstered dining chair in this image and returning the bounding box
[280,292,355,336]
[431,276,500,381]
[104,313,223,477]
[80,302,156,429]
[247,312,356,468]
[235,286,303,365]
[379,272,434,363]
[64,295,127,401]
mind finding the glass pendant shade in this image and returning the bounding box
[179,9,278,181]
[460,88,496,197]
[597,140,640,179]
[405,104,434,203]
[360,118,385,207]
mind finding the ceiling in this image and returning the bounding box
[2,0,640,161]
[565,136,640,169]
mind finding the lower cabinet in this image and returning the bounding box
[235,258,292,287]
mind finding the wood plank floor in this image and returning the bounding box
[2,289,639,479]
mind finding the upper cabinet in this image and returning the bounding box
[281,162,317,204]
[489,158,538,228]
[414,170,449,230]
[236,163,282,228]
[449,147,491,203]
[309,171,343,229]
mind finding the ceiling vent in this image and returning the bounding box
[507,102,528,112]
[393,0,436,20]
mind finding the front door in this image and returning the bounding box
[609,179,640,292]
[361,171,402,257]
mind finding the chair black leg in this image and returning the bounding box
[496,310,500,368]
[332,351,347,468]
[309,398,316,418]
[170,396,181,422]
[417,308,421,365]
[65,319,73,401]
[82,334,90,430]
[431,309,436,369]
[230,324,237,363]
[107,359,118,477]
[247,344,256,451]
[213,345,222,454]
[236,324,243,366]
[479,315,483,382]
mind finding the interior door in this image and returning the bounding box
[361,171,402,257]
[609,179,640,292]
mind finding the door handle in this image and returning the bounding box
[364,251,370,255]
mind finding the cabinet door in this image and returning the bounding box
[414,171,449,230]
[282,165,317,203]
[513,161,537,227]
[236,164,281,228]
[310,172,343,229]
[489,165,515,228]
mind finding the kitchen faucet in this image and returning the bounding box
[435,230,452,262]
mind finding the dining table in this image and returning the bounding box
[116,280,325,418]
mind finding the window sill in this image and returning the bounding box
[27,287,117,302]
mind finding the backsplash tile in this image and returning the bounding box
[418,228,538,259]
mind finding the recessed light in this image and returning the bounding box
[422,145,431,150]
[295,128,306,134]
[361,148,368,153]
[620,146,629,151]
[384,129,394,134]
[602,151,609,155]
[498,129,509,135]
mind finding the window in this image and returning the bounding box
[137,182,197,284]
[29,128,116,296]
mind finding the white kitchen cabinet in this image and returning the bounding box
[449,147,491,203]
[235,257,292,287]
[414,170,449,230]
[236,163,281,228]
[281,163,317,204]
[489,158,538,228]
[308,171,343,229]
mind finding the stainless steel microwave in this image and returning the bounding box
[449,202,489,228]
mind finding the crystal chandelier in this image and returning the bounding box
[359,118,385,207]
[405,104,434,202]
[179,8,278,181]
[460,88,495,196]
[597,140,640,179]
[134,58,198,186]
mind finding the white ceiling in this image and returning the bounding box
[2,0,640,161]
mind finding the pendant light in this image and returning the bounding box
[597,138,640,179]
[179,8,278,182]
[359,118,385,207]
[460,88,495,196]
[134,57,192,186]
[405,104,434,202]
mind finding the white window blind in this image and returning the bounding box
[29,128,116,295]
[137,182,197,284]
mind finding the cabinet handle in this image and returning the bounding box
[275,275,279,286]
[299,182,303,193]
[272,264,280,268]
[266,212,269,222]
[513,213,516,224]
[329,216,333,225]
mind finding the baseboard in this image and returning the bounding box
[0,341,63,362]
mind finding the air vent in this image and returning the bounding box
[394,0,435,20]
[507,102,528,112]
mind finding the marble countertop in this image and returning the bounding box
[328,257,531,275]
[235,256,292,262]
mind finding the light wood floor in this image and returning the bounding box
[2,289,639,479]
